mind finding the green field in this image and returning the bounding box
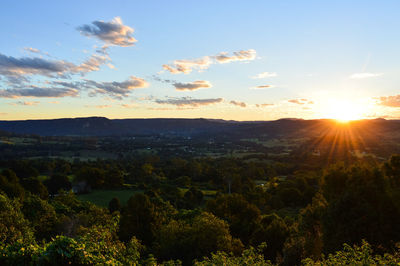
[77,189,142,207]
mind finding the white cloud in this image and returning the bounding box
[251,72,277,79]
[350,72,383,79]
[163,49,257,74]
[162,56,212,74]
[78,17,137,47]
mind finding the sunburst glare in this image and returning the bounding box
[320,98,367,122]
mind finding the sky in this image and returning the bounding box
[0,0,399,121]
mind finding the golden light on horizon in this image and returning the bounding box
[319,98,367,122]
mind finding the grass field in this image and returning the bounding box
[77,189,143,207]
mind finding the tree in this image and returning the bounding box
[108,197,121,213]
[0,193,34,245]
[0,170,25,200]
[207,194,260,244]
[155,212,243,264]
[104,168,124,188]
[250,214,290,262]
[44,173,71,195]
[22,194,57,240]
[183,187,204,208]
[119,193,157,244]
[21,177,48,199]
[76,167,105,188]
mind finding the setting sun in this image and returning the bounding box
[320,99,366,122]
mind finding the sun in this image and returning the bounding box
[320,98,365,122]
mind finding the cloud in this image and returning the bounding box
[0,86,79,98]
[162,56,212,74]
[288,99,304,105]
[251,85,274,90]
[85,104,112,108]
[214,49,256,63]
[155,97,223,107]
[78,17,137,47]
[71,53,109,74]
[288,99,314,105]
[377,95,400,107]
[120,103,136,108]
[350,72,383,79]
[0,51,108,78]
[146,107,175,111]
[256,103,274,107]
[23,47,41,54]
[152,75,211,91]
[251,72,277,79]
[86,76,148,99]
[163,49,257,74]
[0,53,74,77]
[230,100,246,108]
[173,80,212,91]
[10,101,40,106]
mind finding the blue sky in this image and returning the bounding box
[1,0,399,120]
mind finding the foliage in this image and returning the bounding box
[303,241,400,265]
[0,193,34,245]
[194,244,272,266]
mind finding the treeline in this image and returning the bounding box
[0,155,399,265]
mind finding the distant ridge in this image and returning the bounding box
[0,116,398,137]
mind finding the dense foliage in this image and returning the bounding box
[0,154,399,265]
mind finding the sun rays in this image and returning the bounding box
[300,120,379,165]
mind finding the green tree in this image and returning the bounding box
[0,193,34,245]
[108,197,121,213]
[22,194,57,241]
[119,193,158,244]
[207,194,261,244]
[44,173,71,195]
[21,177,48,199]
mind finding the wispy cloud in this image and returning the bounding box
[163,49,257,74]
[71,53,109,75]
[288,98,314,105]
[0,53,74,77]
[214,49,256,63]
[155,97,223,107]
[0,86,79,98]
[230,100,246,108]
[256,103,274,107]
[10,101,40,106]
[86,76,149,99]
[173,80,212,91]
[162,57,212,74]
[0,50,108,78]
[78,17,137,47]
[23,47,41,54]
[377,95,400,107]
[120,103,136,108]
[251,85,274,90]
[350,72,383,79]
[251,72,277,79]
[85,104,112,108]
